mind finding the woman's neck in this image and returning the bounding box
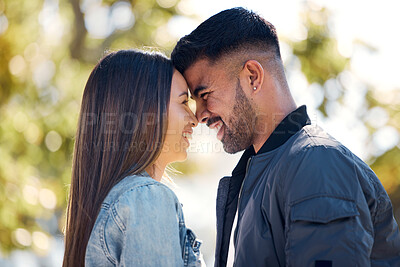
[145,161,166,182]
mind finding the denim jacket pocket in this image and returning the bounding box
[183,228,204,267]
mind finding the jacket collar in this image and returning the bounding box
[257,105,311,154]
[234,105,311,173]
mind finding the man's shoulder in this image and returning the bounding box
[275,125,375,203]
[290,125,342,152]
[277,125,347,168]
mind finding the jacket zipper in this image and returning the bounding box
[229,156,252,263]
[237,156,253,214]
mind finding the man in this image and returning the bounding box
[172,7,400,267]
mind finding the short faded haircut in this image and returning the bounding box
[171,7,282,74]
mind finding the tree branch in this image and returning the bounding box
[69,0,87,60]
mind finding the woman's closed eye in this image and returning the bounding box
[182,99,189,105]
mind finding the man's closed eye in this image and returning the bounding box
[200,92,210,99]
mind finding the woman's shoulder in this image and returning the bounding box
[87,174,185,265]
[103,173,180,210]
[99,174,183,235]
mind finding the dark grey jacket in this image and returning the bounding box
[215,125,400,267]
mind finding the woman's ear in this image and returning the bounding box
[240,60,264,93]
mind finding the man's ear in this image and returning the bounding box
[240,60,264,93]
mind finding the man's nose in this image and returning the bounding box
[196,103,210,124]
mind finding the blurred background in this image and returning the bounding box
[0,0,399,266]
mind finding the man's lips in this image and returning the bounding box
[206,116,223,127]
[209,120,223,130]
[208,119,225,141]
[216,124,224,141]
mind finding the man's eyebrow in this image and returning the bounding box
[193,86,207,98]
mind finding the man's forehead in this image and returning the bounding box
[184,59,217,91]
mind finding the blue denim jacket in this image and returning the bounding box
[85,173,204,266]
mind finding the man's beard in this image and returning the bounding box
[221,82,256,154]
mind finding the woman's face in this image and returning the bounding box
[160,70,198,164]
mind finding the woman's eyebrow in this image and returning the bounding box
[179,92,189,97]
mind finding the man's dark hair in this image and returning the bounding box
[171,7,281,74]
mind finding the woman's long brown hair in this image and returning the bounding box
[62,50,173,267]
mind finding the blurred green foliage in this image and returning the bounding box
[0,0,399,257]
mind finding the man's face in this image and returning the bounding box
[184,59,256,154]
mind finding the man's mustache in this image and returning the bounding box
[206,116,224,127]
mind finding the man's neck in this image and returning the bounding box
[252,105,297,153]
[252,105,311,155]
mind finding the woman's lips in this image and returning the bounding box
[182,131,192,145]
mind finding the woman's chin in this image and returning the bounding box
[172,150,188,163]
[174,140,189,162]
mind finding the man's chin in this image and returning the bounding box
[224,147,245,154]
[221,139,247,154]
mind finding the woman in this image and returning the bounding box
[62,50,203,266]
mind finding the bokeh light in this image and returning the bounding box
[38,188,57,210]
[44,131,62,152]
[156,0,179,9]
[372,126,400,156]
[32,231,50,254]
[13,229,32,247]
[84,4,112,38]
[23,185,39,206]
[0,14,8,35]
[111,1,135,30]
[8,55,27,76]
[24,123,42,145]
[33,60,56,88]
[13,112,29,133]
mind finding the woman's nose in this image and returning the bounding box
[190,111,199,127]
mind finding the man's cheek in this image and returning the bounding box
[206,100,216,113]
